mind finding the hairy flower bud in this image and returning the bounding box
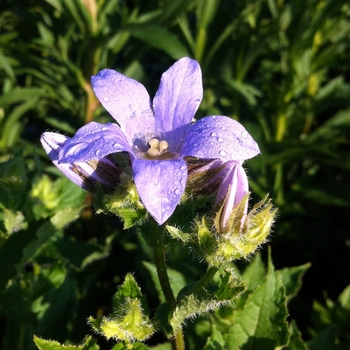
[41,132,121,193]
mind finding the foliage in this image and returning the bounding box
[1,0,350,349]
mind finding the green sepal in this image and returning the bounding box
[33,335,99,350]
[194,195,277,265]
[96,181,147,229]
[88,274,154,343]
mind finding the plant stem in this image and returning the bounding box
[186,266,218,297]
[151,221,176,307]
[150,221,185,349]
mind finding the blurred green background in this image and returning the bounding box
[1,0,350,349]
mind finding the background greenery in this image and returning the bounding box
[1,0,349,349]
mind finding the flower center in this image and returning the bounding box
[147,138,169,157]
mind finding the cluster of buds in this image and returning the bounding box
[185,158,276,264]
[41,132,122,194]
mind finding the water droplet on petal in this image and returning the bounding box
[217,137,223,143]
[113,143,119,148]
[180,166,186,171]
[241,130,248,138]
[175,188,182,196]
[95,150,101,157]
[101,127,108,131]
[211,132,217,137]
[103,96,109,102]
[221,126,227,131]
[219,150,227,157]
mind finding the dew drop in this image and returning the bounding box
[180,166,186,171]
[101,127,107,131]
[175,188,182,196]
[217,137,223,143]
[221,126,227,131]
[95,150,101,157]
[113,143,120,148]
[219,150,227,157]
[241,130,248,138]
[180,178,186,186]
[211,132,217,137]
[103,96,110,102]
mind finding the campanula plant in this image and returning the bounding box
[39,57,275,350]
[43,57,260,224]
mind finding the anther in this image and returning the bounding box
[159,140,169,153]
[147,138,169,157]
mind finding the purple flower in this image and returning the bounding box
[41,132,121,193]
[56,57,260,224]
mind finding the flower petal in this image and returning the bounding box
[40,132,85,188]
[132,159,187,225]
[181,115,260,161]
[153,57,203,152]
[59,122,132,163]
[91,69,155,147]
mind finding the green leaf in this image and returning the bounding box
[203,323,225,350]
[3,209,28,235]
[0,155,28,210]
[166,225,191,243]
[33,335,99,350]
[241,253,266,292]
[308,327,337,350]
[222,78,262,106]
[223,254,289,349]
[89,274,154,342]
[0,87,44,107]
[19,221,58,266]
[50,206,84,230]
[120,24,189,60]
[143,261,187,303]
[276,263,311,300]
[286,320,307,350]
[339,284,350,310]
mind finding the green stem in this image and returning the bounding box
[150,221,185,349]
[187,266,218,296]
[151,222,176,307]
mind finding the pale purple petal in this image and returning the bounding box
[132,159,187,225]
[92,69,156,147]
[217,162,249,229]
[216,162,249,206]
[181,116,260,161]
[153,57,203,152]
[40,132,85,188]
[59,122,132,163]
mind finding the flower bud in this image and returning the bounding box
[40,132,122,193]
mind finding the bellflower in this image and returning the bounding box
[56,57,260,224]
